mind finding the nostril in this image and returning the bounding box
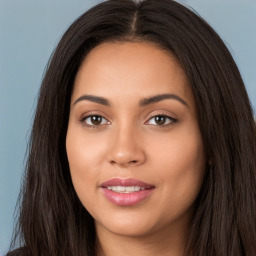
[109,159,138,165]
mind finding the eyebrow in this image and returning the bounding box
[73,93,188,107]
[73,95,110,106]
[139,94,188,107]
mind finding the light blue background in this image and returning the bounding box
[0,0,255,254]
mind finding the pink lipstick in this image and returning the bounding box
[100,178,155,206]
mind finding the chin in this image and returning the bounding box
[94,209,161,237]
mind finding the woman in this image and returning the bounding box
[8,0,256,255]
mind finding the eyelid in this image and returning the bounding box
[146,115,177,126]
[79,112,111,128]
[79,110,109,120]
[145,110,178,126]
[146,110,177,119]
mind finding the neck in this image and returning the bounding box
[95,222,188,256]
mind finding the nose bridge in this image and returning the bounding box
[108,121,145,167]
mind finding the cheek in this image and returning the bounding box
[66,123,110,172]
[148,128,205,172]
[65,125,108,207]
[148,124,206,215]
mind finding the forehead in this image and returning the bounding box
[72,41,194,109]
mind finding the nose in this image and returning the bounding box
[108,126,146,168]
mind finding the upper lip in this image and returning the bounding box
[100,178,155,189]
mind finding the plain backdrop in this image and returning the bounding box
[0,0,255,254]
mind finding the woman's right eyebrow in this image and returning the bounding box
[73,95,110,106]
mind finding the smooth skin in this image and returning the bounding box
[66,41,206,256]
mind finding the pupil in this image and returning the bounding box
[155,116,166,125]
[91,116,102,125]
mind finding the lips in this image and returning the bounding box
[100,178,155,206]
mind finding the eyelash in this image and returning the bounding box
[146,114,177,127]
[80,114,177,129]
[80,115,109,128]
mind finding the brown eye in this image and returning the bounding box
[82,115,109,127]
[147,115,177,126]
[90,115,102,125]
[154,116,167,125]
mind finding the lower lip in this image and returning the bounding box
[101,188,154,206]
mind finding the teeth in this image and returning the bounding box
[107,186,145,193]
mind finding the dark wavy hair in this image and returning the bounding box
[8,0,256,255]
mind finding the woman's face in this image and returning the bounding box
[66,42,206,238]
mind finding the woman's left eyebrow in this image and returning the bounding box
[73,93,188,108]
[139,94,188,107]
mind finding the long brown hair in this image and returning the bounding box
[8,0,256,255]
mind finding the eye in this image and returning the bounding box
[146,115,177,126]
[81,115,109,127]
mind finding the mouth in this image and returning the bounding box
[106,185,146,193]
[100,178,155,206]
